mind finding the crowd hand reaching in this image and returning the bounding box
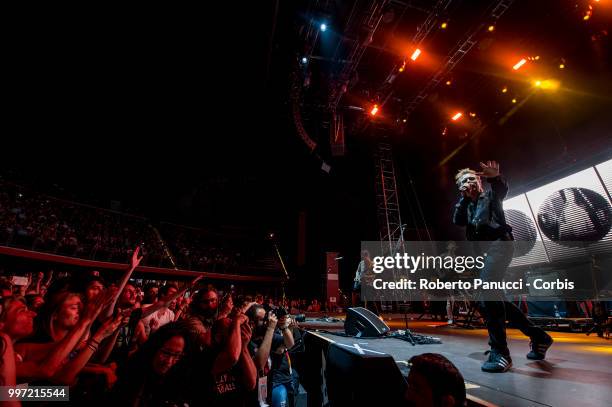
[93,313,125,342]
[476,160,500,178]
[190,274,204,287]
[98,287,119,322]
[130,246,144,270]
[85,289,116,322]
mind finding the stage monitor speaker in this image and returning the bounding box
[326,342,406,406]
[344,307,390,337]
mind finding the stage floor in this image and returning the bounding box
[301,314,612,407]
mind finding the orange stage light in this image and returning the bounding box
[488,25,495,32]
[451,112,463,121]
[513,58,527,70]
[370,104,379,116]
[410,48,422,61]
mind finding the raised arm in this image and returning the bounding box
[140,274,203,319]
[103,247,143,319]
[237,322,257,391]
[16,290,113,382]
[51,313,124,385]
[253,311,277,371]
[477,161,507,201]
[212,315,246,375]
[278,316,295,349]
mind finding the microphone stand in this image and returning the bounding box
[273,242,289,305]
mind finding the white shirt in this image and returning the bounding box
[142,308,175,336]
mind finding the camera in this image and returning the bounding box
[270,307,288,319]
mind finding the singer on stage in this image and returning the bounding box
[452,160,553,372]
[353,250,377,312]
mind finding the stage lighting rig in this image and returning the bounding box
[400,0,516,119]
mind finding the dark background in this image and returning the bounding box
[2,1,611,298]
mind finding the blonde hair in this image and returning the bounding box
[454,168,476,185]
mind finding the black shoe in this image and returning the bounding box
[527,335,553,360]
[482,350,512,373]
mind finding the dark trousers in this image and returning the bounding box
[477,239,548,355]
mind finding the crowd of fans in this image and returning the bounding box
[1,181,469,406]
[0,249,468,406]
[0,248,307,406]
[0,181,278,275]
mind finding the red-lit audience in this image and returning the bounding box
[0,247,316,407]
[0,181,274,275]
[0,247,472,407]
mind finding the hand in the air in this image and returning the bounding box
[130,246,144,270]
[96,313,125,340]
[476,161,500,178]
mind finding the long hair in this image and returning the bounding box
[113,323,193,403]
[0,296,26,385]
[34,289,80,342]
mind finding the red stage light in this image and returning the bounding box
[370,104,379,116]
[410,48,421,61]
[451,112,463,121]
